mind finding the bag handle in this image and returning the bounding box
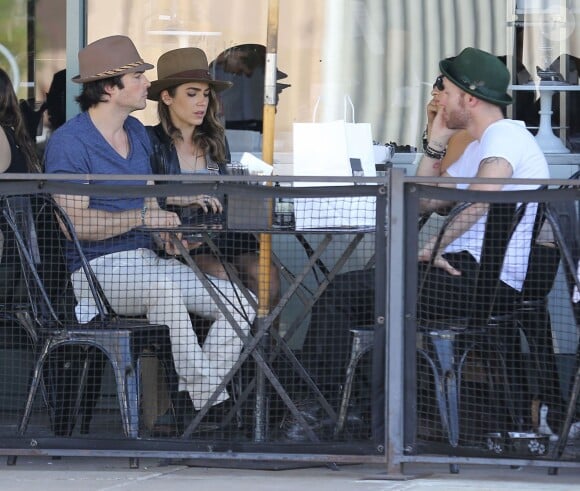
[312,95,355,123]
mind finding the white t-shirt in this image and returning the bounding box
[445,119,550,291]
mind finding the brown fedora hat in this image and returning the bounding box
[73,35,153,84]
[148,47,233,101]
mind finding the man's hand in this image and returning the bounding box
[144,207,181,229]
[418,239,461,276]
[426,96,438,128]
[428,106,457,150]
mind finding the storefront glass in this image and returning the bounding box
[0,0,66,141]
[2,1,580,167]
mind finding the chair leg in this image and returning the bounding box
[68,353,92,435]
[549,362,580,474]
[6,343,52,466]
[18,345,52,436]
[334,330,374,438]
[108,353,140,470]
[109,357,139,439]
[334,343,363,437]
[418,333,461,475]
[430,334,459,447]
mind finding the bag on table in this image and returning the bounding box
[293,96,376,229]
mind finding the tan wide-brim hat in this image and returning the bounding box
[72,35,154,84]
[148,47,233,101]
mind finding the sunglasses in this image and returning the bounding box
[433,75,444,91]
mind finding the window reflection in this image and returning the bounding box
[5,0,571,168]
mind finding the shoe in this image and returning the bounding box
[174,392,233,434]
[279,399,333,442]
[150,410,179,437]
[173,391,196,434]
[202,399,233,427]
[343,403,366,428]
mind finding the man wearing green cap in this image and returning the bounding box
[282,47,555,442]
[416,46,549,284]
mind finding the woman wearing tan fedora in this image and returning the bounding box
[147,47,280,303]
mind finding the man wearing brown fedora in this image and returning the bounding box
[44,35,255,433]
[284,47,558,442]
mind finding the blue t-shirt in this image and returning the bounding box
[45,112,154,272]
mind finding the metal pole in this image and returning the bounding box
[254,0,279,442]
[259,0,279,314]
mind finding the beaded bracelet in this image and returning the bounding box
[424,143,446,160]
[422,127,429,152]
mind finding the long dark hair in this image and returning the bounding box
[0,68,40,172]
[157,84,228,163]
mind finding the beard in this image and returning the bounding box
[445,96,470,129]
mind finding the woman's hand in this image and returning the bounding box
[189,194,223,213]
[163,232,188,256]
[166,194,223,213]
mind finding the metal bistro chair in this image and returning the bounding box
[4,194,176,467]
[546,178,580,473]
[416,201,524,473]
[418,199,561,472]
[333,211,436,438]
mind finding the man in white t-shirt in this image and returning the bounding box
[284,48,559,442]
[413,46,562,437]
[417,47,549,293]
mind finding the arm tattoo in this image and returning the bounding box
[479,156,502,168]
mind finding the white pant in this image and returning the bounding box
[71,248,255,409]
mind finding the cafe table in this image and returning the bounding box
[145,221,377,442]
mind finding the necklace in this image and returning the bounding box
[178,146,205,171]
[194,152,204,166]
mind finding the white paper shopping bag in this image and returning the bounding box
[292,97,376,229]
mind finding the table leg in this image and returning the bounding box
[167,233,321,442]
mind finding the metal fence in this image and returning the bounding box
[0,175,386,466]
[388,169,580,474]
[0,171,580,474]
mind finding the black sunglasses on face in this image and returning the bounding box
[433,75,444,91]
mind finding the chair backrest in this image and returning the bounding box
[520,201,561,302]
[418,201,518,327]
[2,194,113,327]
[545,198,580,300]
[3,195,60,326]
[469,202,518,326]
[550,171,580,281]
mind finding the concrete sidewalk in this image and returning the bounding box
[1,457,580,491]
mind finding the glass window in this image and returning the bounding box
[76,1,577,169]
[0,0,66,142]
[511,0,580,151]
